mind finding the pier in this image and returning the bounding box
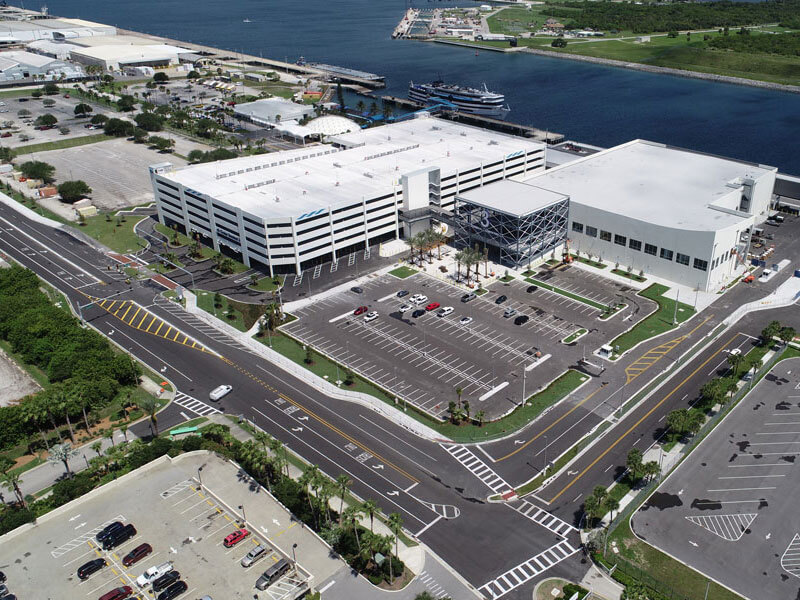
[380,96,563,144]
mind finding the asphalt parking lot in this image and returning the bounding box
[632,356,800,600]
[283,269,641,419]
[0,452,323,600]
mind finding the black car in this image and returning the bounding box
[96,521,124,543]
[411,309,425,318]
[0,572,4,583]
[396,290,409,298]
[526,285,537,293]
[1,595,17,600]
[351,286,363,294]
[495,295,507,304]
[157,580,188,600]
[514,315,530,326]
[102,524,136,550]
[153,571,181,593]
[77,558,107,580]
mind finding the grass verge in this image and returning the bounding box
[609,283,695,356]
[249,275,284,292]
[562,328,588,344]
[78,214,147,254]
[10,134,113,157]
[525,276,608,311]
[388,266,418,279]
[611,268,646,282]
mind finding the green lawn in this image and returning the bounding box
[573,255,607,269]
[196,290,247,332]
[11,134,112,157]
[79,214,148,254]
[499,274,515,283]
[388,266,418,279]
[610,283,696,356]
[612,268,646,282]
[525,276,609,311]
[249,275,284,292]
[562,328,588,344]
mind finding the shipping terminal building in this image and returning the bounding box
[150,114,777,292]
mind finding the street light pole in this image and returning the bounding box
[197,466,203,489]
[521,365,526,407]
[238,504,246,525]
[291,542,298,565]
[543,435,548,474]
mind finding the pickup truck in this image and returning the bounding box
[136,562,173,587]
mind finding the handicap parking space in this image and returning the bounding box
[0,454,313,600]
[632,357,800,600]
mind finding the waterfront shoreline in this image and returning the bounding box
[434,39,800,95]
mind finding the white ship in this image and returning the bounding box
[408,80,510,118]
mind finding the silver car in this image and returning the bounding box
[241,544,268,568]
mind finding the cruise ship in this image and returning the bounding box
[408,81,510,118]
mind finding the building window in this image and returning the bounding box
[676,253,690,266]
[629,239,642,251]
[614,234,627,247]
[644,243,657,256]
[600,230,612,242]
[572,221,584,234]
[585,226,598,238]
[660,248,673,261]
[693,258,708,271]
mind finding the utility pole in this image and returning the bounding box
[672,289,680,325]
[521,365,526,407]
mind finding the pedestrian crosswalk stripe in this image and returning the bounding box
[513,499,577,538]
[172,392,222,417]
[439,444,513,495]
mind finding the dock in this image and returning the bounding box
[380,96,563,143]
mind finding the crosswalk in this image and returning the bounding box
[512,499,577,538]
[418,570,452,599]
[478,539,579,599]
[172,392,222,417]
[440,444,513,495]
[155,295,251,354]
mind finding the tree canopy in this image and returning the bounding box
[74,103,93,117]
[19,160,55,183]
[134,111,164,132]
[34,113,58,127]
[57,180,92,203]
[103,118,134,137]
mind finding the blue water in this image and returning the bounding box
[32,0,800,172]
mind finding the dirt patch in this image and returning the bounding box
[13,453,41,469]
[0,347,41,407]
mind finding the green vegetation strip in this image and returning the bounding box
[388,266,418,279]
[249,275,284,292]
[609,283,695,356]
[525,276,607,311]
[79,215,147,255]
[562,328,587,344]
[10,134,113,157]
[195,290,268,332]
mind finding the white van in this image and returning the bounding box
[209,384,232,401]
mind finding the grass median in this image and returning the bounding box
[525,276,608,311]
[388,266,418,279]
[609,283,695,356]
[10,134,112,157]
[79,214,148,254]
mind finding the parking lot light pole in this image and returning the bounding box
[292,543,298,565]
[521,365,526,407]
[197,466,203,489]
[543,435,548,474]
[238,504,246,525]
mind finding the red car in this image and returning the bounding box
[353,306,369,316]
[63,93,70,98]
[0,132,10,138]
[98,586,133,600]
[223,528,250,548]
[425,302,440,311]
[121,543,152,566]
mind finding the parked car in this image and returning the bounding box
[209,384,232,401]
[255,558,291,590]
[156,580,188,600]
[412,309,425,318]
[122,543,152,567]
[459,316,473,326]
[152,571,181,593]
[0,133,11,138]
[514,315,530,326]
[495,295,507,305]
[223,528,250,548]
[396,290,409,298]
[398,303,411,313]
[78,558,107,580]
[353,305,369,316]
[102,524,136,550]
[240,544,268,568]
[503,307,517,318]
[460,292,476,303]
[136,562,173,587]
[526,285,537,293]
[96,521,124,543]
[363,310,379,322]
[411,294,428,305]
[437,306,454,317]
[98,586,133,600]
[350,286,363,294]
[425,302,440,311]
[0,572,5,582]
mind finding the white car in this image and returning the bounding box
[409,294,424,304]
[459,316,473,326]
[412,295,428,306]
[209,384,232,401]
[136,562,173,587]
[398,303,411,313]
[438,306,454,317]
[364,311,379,322]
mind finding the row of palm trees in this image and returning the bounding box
[453,245,487,284]
[407,228,447,265]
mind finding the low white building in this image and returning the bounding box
[26,39,80,60]
[233,98,315,126]
[69,42,192,71]
[0,50,83,81]
[0,17,115,45]
[149,115,545,275]
[520,140,777,292]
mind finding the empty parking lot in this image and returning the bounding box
[632,357,800,600]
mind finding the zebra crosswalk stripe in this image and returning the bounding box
[439,444,512,495]
[513,499,577,538]
[172,392,222,417]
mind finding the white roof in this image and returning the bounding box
[26,39,79,54]
[523,140,775,231]
[233,98,312,122]
[70,44,179,63]
[0,56,17,72]
[69,34,154,47]
[304,115,358,136]
[458,180,567,217]
[160,115,543,221]
[0,50,58,68]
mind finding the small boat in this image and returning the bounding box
[243,18,252,23]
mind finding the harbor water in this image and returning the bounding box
[34,0,800,172]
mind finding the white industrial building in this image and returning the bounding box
[69,43,192,71]
[0,17,115,45]
[26,39,80,60]
[515,140,777,292]
[149,115,545,275]
[0,50,83,81]
[233,98,315,126]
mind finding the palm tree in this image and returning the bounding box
[269,437,289,478]
[604,496,620,524]
[91,441,103,458]
[55,389,76,443]
[455,386,463,408]
[1,471,25,507]
[120,424,128,442]
[362,499,378,534]
[300,465,321,528]
[475,410,485,427]
[342,505,362,552]
[336,474,351,524]
[49,443,78,478]
[387,512,403,583]
[137,396,160,437]
[356,100,366,114]
[20,397,51,452]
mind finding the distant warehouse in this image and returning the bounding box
[149,114,546,276]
